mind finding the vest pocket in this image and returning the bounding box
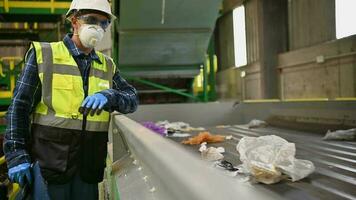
[31,128,71,173]
[52,74,74,116]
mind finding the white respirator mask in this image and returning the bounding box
[78,24,104,48]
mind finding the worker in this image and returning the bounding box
[3,0,138,199]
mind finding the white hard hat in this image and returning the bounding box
[66,0,116,20]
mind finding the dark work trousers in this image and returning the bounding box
[47,173,98,200]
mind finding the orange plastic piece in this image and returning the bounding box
[182,131,225,145]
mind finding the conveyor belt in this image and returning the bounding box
[168,125,356,200]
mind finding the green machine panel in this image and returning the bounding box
[120,0,221,29]
[117,0,222,78]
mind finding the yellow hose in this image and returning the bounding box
[0,156,20,200]
[0,156,5,165]
[0,63,5,77]
[9,184,20,200]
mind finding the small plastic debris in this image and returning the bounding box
[225,135,233,140]
[199,142,207,152]
[236,135,315,184]
[143,176,148,182]
[141,121,167,136]
[247,119,268,129]
[156,120,205,133]
[182,132,225,145]
[201,147,224,161]
[168,133,191,138]
[149,187,156,193]
[138,167,142,171]
[323,128,356,141]
[184,127,206,132]
[214,161,240,177]
[216,125,231,128]
[215,160,238,172]
[132,160,138,165]
[216,147,225,153]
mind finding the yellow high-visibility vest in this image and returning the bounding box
[31,41,115,132]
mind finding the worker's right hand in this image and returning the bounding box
[79,93,108,117]
[8,162,32,187]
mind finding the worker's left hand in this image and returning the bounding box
[79,93,108,116]
[8,162,32,188]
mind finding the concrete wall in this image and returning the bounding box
[279,35,356,99]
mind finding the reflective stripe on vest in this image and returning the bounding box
[32,41,115,132]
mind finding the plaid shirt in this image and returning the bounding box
[3,34,138,169]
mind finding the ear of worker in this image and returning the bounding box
[79,93,108,117]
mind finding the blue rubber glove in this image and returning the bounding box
[8,162,32,187]
[79,93,108,116]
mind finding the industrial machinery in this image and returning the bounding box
[112,0,220,103]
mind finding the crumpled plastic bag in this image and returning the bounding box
[247,119,268,129]
[236,135,315,184]
[323,128,356,141]
[199,142,224,161]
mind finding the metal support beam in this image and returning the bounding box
[0,0,70,14]
[124,76,199,101]
[202,62,208,102]
[208,36,217,101]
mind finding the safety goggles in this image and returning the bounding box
[77,15,111,30]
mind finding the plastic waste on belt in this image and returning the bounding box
[236,135,315,184]
[15,162,50,200]
[182,132,225,145]
[168,133,191,138]
[141,121,167,136]
[199,142,225,161]
[247,119,268,129]
[216,160,239,172]
[156,120,205,133]
[323,128,356,141]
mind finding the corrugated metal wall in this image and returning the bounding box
[288,0,336,50]
[217,12,235,70]
[216,0,347,101]
[216,0,263,100]
[245,0,259,64]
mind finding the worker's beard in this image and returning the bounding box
[78,24,104,49]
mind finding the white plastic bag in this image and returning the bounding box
[323,128,356,141]
[236,135,315,184]
[201,147,224,161]
[200,142,225,161]
[247,119,268,129]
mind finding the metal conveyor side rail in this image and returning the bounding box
[110,114,284,200]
